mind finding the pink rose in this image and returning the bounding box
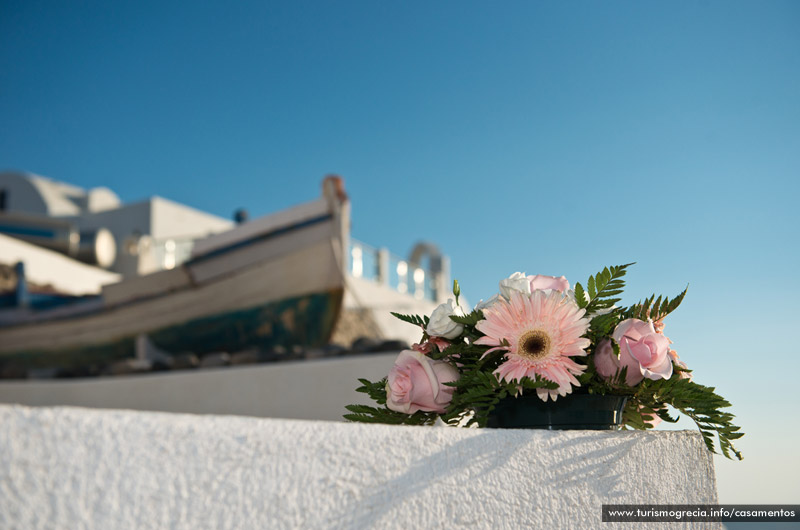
[528,274,570,293]
[386,350,460,414]
[594,319,673,386]
[614,319,673,382]
[594,338,644,386]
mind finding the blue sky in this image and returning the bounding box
[2,1,798,503]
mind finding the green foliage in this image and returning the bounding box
[587,311,620,342]
[390,312,428,328]
[574,283,588,309]
[440,356,560,427]
[574,263,633,315]
[602,374,743,460]
[343,404,437,425]
[624,287,688,322]
[450,309,484,327]
[354,377,388,405]
[441,370,506,427]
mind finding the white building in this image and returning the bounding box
[0,171,233,277]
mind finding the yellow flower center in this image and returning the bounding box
[518,329,551,360]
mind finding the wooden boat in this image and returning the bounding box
[0,177,350,372]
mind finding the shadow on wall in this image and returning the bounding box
[328,429,638,528]
[545,433,638,499]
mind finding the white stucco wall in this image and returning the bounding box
[0,405,719,530]
[71,196,233,276]
[0,171,87,216]
[0,233,121,295]
[149,196,233,240]
[0,353,398,421]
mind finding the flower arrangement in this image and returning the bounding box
[345,264,743,460]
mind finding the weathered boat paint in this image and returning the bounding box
[0,289,343,371]
[148,289,343,354]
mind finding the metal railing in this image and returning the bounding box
[147,235,443,303]
[151,237,195,270]
[348,239,440,302]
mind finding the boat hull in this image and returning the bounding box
[148,289,343,355]
[0,178,350,373]
[0,289,343,370]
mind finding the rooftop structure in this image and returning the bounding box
[0,171,233,277]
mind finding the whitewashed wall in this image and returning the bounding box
[0,353,398,421]
[0,405,720,530]
[0,233,120,295]
[149,196,234,239]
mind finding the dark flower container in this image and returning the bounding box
[486,393,627,430]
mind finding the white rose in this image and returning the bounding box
[475,294,501,312]
[499,272,531,300]
[426,299,464,339]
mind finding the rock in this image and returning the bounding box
[328,308,383,347]
[0,364,27,379]
[230,350,258,366]
[104,359,152,376]
[376,339,409,352]
[199,352,230,368]
[350,336,381,353]
[303,348,325,360]
[56,365,102,379]
[27,367,60,379]
[257,346,286,363]
[172,354,200,370]
[322,343,348,356]
[151,358,175,372]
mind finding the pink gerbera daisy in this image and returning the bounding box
[474,290,591,401]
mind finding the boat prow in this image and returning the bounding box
[0,177,350,371]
